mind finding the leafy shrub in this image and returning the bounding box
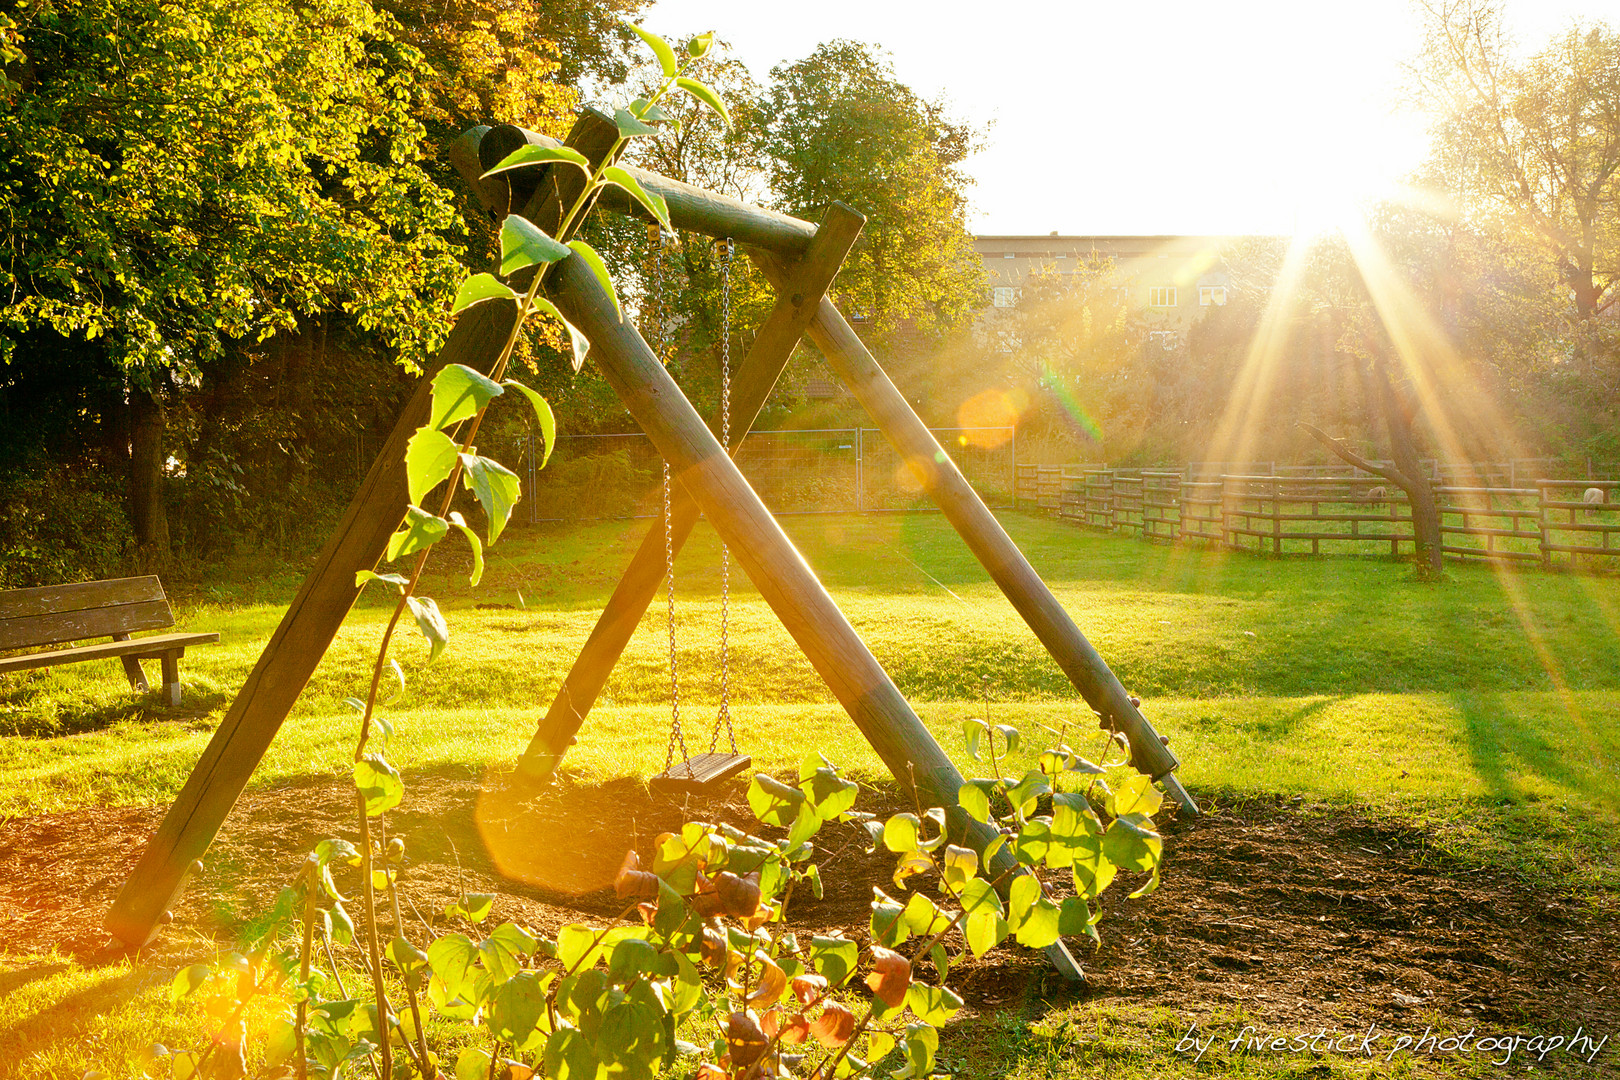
[0,456,133,588]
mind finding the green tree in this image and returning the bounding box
[0,0,466,570]
[759,41,985,345]
[1413,0,1620,319]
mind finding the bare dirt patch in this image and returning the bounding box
[1,772,1615,1034]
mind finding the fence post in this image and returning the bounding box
[1009,426,1017,504]
[1539,482,1551,568]
[856,428,864,512]
[1272,478,1281,555]
[1220,475,1233,548]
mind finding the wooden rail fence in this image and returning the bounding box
[1017,465,1620,568]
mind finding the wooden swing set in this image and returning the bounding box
[105,110,1198,979]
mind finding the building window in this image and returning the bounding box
[993,286,1017,308]
[1148,286,1177,307]
[1149,330,1179,350]
[1004,253,1016,259]
[1199,286,1228,306]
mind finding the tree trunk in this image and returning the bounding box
[1371,356,1444,579]
[129,384,172,575]
[1298,355,1445,582]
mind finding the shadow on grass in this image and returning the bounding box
[0,966,165,1055]
[1244,694,1346,743]
[1452,690,1612,811]
[0,963,70,996]
[0,674,231,739]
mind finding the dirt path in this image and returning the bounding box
[2,773,1615,1035]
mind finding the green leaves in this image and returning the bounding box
[1102,815,1163,873]
[489,971,546,1046]
[613,106,658,139]
[386,505,449,561]
[808,936,859,985]
[405,427,459,506]
[676,77,730,127]
[600,166,671,233]
[460,454,521,544]
[962,719,985,760]
[405,596,448,664]
[904,982,963,1026]
[686,32,715,58]
[1106,773,1165,819]
[502,379,556,467]
[747,774,806,827]
[882,813,920,853]
[956,779,996,823]
[626,22,678,77]
[799,754,859,819]
[451,273,518,316]
[940,844,977,893]
[568,239,621,319]
[1007,874,1061,949]
[355,570,408,591]
[430,363,504,432]
[354,755,403,817]
[870,887,906,948]
[500,215,571,277]
[447,512,485,587]
[557,923,604,972]
[427,933,480,1002]
[482,143,590,179]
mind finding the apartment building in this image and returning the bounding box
[973,234,1241,343]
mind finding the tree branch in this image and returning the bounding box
[1294,422,1413,490]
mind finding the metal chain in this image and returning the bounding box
[708,237,738,756]
[652,225,689,777]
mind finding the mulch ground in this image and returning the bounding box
[2,770,1617,1038]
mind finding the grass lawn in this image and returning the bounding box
[3,510,1618,1078]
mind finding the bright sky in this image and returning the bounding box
[641,0,1608,236]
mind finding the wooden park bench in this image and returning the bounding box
[0,576,218,706]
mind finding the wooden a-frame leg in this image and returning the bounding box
[516,204,864,778]
[112,633,150,693]
[753,254,1196,813]
[102,114,623,951]
[544,252,1085,981]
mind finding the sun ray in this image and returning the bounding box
[1335,214,1603,755]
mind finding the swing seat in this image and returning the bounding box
[649,752,752,795]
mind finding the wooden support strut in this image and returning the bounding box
[103,113,623,950]
[751,253,1197,813]
[541,249,1084,981]
[514,203,866,776]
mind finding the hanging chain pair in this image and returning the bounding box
[710,236,738,757]
[652,225,689,777]
[655,228,739,777]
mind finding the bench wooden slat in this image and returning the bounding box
[0,631,220,674]
[0,576,166,620]
[0,598,176,651]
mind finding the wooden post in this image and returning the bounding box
[752,257,1190,807]
[104,114,621,949]
[1221,476,1234,549]
[516,204,865,776]
[542,251,1085,980]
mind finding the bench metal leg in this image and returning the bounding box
[111,633,150,693]
[161,653,181,706]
